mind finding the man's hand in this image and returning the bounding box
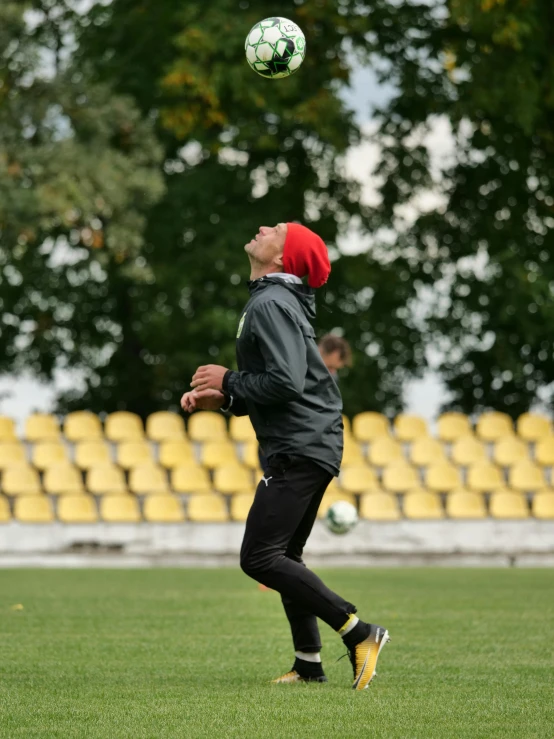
[191,364,229,392]
[180,389,226,413]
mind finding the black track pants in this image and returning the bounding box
[240,454,356,651]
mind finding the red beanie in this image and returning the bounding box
[282,223,331,288]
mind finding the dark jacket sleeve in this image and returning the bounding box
[224,300,307,405]
[225,395,249,417]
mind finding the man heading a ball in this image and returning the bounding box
[181,222,389,690]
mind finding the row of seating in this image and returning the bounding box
[2,489,553,523]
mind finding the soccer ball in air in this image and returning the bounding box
[245,17,306,79]
[325,501,359,535]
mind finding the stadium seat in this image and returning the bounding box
[14,495,54,523]
[532,491,554,520]
[466,462,504,493]
[317,492,356,518]
[116,441,153,470]
[0,443,27,469]
[339,465,379,494]
[382,462,420,493]
[57,494,99,523]
[143,494,185,523]
[534,437,554,467]
[493,436,528,468]
[410,438,446,467]
[489,491,529,519]
[359,492,401,521]
[104,412,144,442]
[128,464,169,495]
[394,414,428,442]
[342,435,365,465]
[201,441,238,469]
[230,493,255,521]
[446,490,487,519]
[352,412,390,442]
[32,441,68,471]
[403,491,444,519]
[367,437,404,467]
[508,460,545,492]
[437,412,472,442]
[146,411,186,441]
[100,495,141,523]
[64,411,103,442]
[476,412,513,442]
[0,496,10,522]
[213,464,253,495]
[426,462,461,493]
[187,412,227,442]
[229,416,257,443]
[43,464,85,495]
[171,465,212,495]
[87,464,127,496]
[25,414,60,442]
[517,413,552,442]
[241,441,261,469]
[74,441,112,470]
[2,465,41,496]
[158,440,195,469]
[0,416,17,442]
[450,435,487,467]
[187,494,228,522]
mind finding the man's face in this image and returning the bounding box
[321,349,347,377]
[245,223,287,269]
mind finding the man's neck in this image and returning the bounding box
[249,265,283,281]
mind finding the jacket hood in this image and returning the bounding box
[247,276,316,321]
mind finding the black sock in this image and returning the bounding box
[293,657,325,678]
[341,620,371,650]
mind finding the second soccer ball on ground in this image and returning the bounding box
[245,17,306,79]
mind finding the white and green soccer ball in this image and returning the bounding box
[325,501,359,535]
[245,17,306,79]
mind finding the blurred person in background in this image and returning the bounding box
[318,334,352,379]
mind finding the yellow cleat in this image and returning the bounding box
[271,669,328,684]
[349,624,390,691]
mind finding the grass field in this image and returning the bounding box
[1,568,553,739]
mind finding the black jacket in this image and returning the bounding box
[222,276,343,476]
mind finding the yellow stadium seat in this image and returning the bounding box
[201,441,238,469]
[146,412,186,441]
[241,441,261,469]
[493,437,529,468]
[158,440,195,469]
[532,491,554,520]
[43,464,85,495]
[171,465,212,495]
[317,492,357,518]
[187,494,228,522]
[352,412,390,442]
[32,442,68,471]
[2,465,41,496]
[116,441,153,470]
[143,494,185,523]
[25,414,60,442]
[359,492,400,521]
[74,441,112,470]
[342,436,364,465]
[490,491,529,519]
[104,411,144,442]
[15,495,54,523]
[517,413,552,442]
[64,411,102,442]
[0,443,27,469]
[410,438,446,467]
[339,465,379,494]
[100,495,141,523]
[394,414,428,442]
[426,462,461,493]
[508,460,545,492]
[367,437,404,467]
[187,412,227,442]
[57,494,98,523]
[450,436,487,467]
[404,491,444,519]
[229,416,257,443]
[476,412,513,442]
[213,464,253,495]
[437,412,472,442]
[0,416,17,442]
[534,437,554,467]
[128,464,169,495]
[87,464,127,495]
[382,462,420,493]
[230,493,255,522]
[466,462,504,493]
[446,490,487,519]
[0,496,10,522]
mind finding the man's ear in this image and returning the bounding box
[274,251,284,269]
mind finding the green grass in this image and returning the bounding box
[0,569,553,739]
